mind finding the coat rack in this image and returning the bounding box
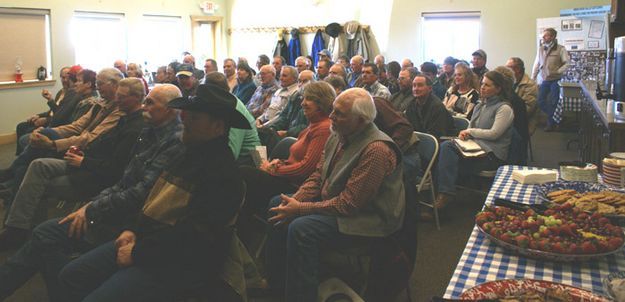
[227,24,369,35]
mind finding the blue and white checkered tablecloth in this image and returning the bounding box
[444,165,625,298]
[553,96,583,124]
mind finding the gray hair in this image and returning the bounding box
[340,88,376,124]
[151,84,182,105]
[282,66,298,80]
[118,78,145,98]
[261,64,276,76]
[295,56,309,66]
[98,67,124,85]
[324,75,347,93]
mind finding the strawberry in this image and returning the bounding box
[597,240,610,253]
[581,241,598,254]
[598,217,610,227]
[515,235,530,248]
[552,242,564,253]
[609,237,624,250]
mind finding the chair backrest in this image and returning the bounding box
[414,131,438,165]
[453,116,470,132]
[270,137,297,160]
[414,131,439,188]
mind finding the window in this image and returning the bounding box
[421,12,480,65]
[0,8,51,82]
[71,11,127,72]
[139,15,183,69]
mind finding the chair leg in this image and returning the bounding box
[528,136,534,161]
[430,188,440,230]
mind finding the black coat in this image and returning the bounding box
[68,109,145,199]
[130,136,244,276]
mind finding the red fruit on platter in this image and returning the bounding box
[515,235,530,248]
[581,241,598,254]
[478,206,624,255]
[609,237,624,250]
[598,217,610,226]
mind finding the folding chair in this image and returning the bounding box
[414,131,441,230]
[270,137,297,160]
[452,116,470,133]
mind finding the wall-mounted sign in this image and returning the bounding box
[200,1,218,15]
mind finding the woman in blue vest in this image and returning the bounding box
[434,70,514,210]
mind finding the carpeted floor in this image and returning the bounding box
[0,115,579,302]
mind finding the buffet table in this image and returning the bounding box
[443,165,625,298]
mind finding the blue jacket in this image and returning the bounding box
[311,29,325,67]
[288,31,302,66]
[233,79,257,105]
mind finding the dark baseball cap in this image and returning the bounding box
[471,49,487,60]
[168,84,251,129]
[176,63,194,77]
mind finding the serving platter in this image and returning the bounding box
[460,279,610,301]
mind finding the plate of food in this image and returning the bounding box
[534,181,625,219]
[476,203,625,262]
[602,271,625,302]
[460,279,610,301]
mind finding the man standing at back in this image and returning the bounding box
[532,27,569,132]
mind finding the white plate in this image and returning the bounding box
[610,152,625,160]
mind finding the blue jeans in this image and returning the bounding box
[59,241,215,302]
[538,80,560,126]
[435,141,505,195]
[265,195,365,302]
[402,150,421,211]
[0,218,95,302]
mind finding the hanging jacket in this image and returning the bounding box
[288,29,302,66]
[347,27,371,62]
[311,29,325,67]
[273,35,289,64]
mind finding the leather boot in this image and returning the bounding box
[0,227,30,251]
[434,193,452,210]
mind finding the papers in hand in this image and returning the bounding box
[250,146,268,168]
[453,138,486,157]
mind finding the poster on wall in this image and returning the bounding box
[536,15,608,51]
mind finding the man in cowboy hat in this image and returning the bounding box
[59,84,249,301]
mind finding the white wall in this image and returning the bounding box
[386,0,609,70]
[0,0,227,135]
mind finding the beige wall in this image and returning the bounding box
[386,0,609,69]
[0,0,611,136]
[226,0,393,64]
[0,0,227,135]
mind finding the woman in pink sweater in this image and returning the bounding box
[241,81,335,215]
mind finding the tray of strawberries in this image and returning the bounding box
[476,202,625,262]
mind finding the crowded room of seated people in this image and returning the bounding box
[0,0,616,301]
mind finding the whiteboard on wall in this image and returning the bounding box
[536,15,608,51]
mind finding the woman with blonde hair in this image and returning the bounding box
[442,62,480,117]
[126,62,149,95]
